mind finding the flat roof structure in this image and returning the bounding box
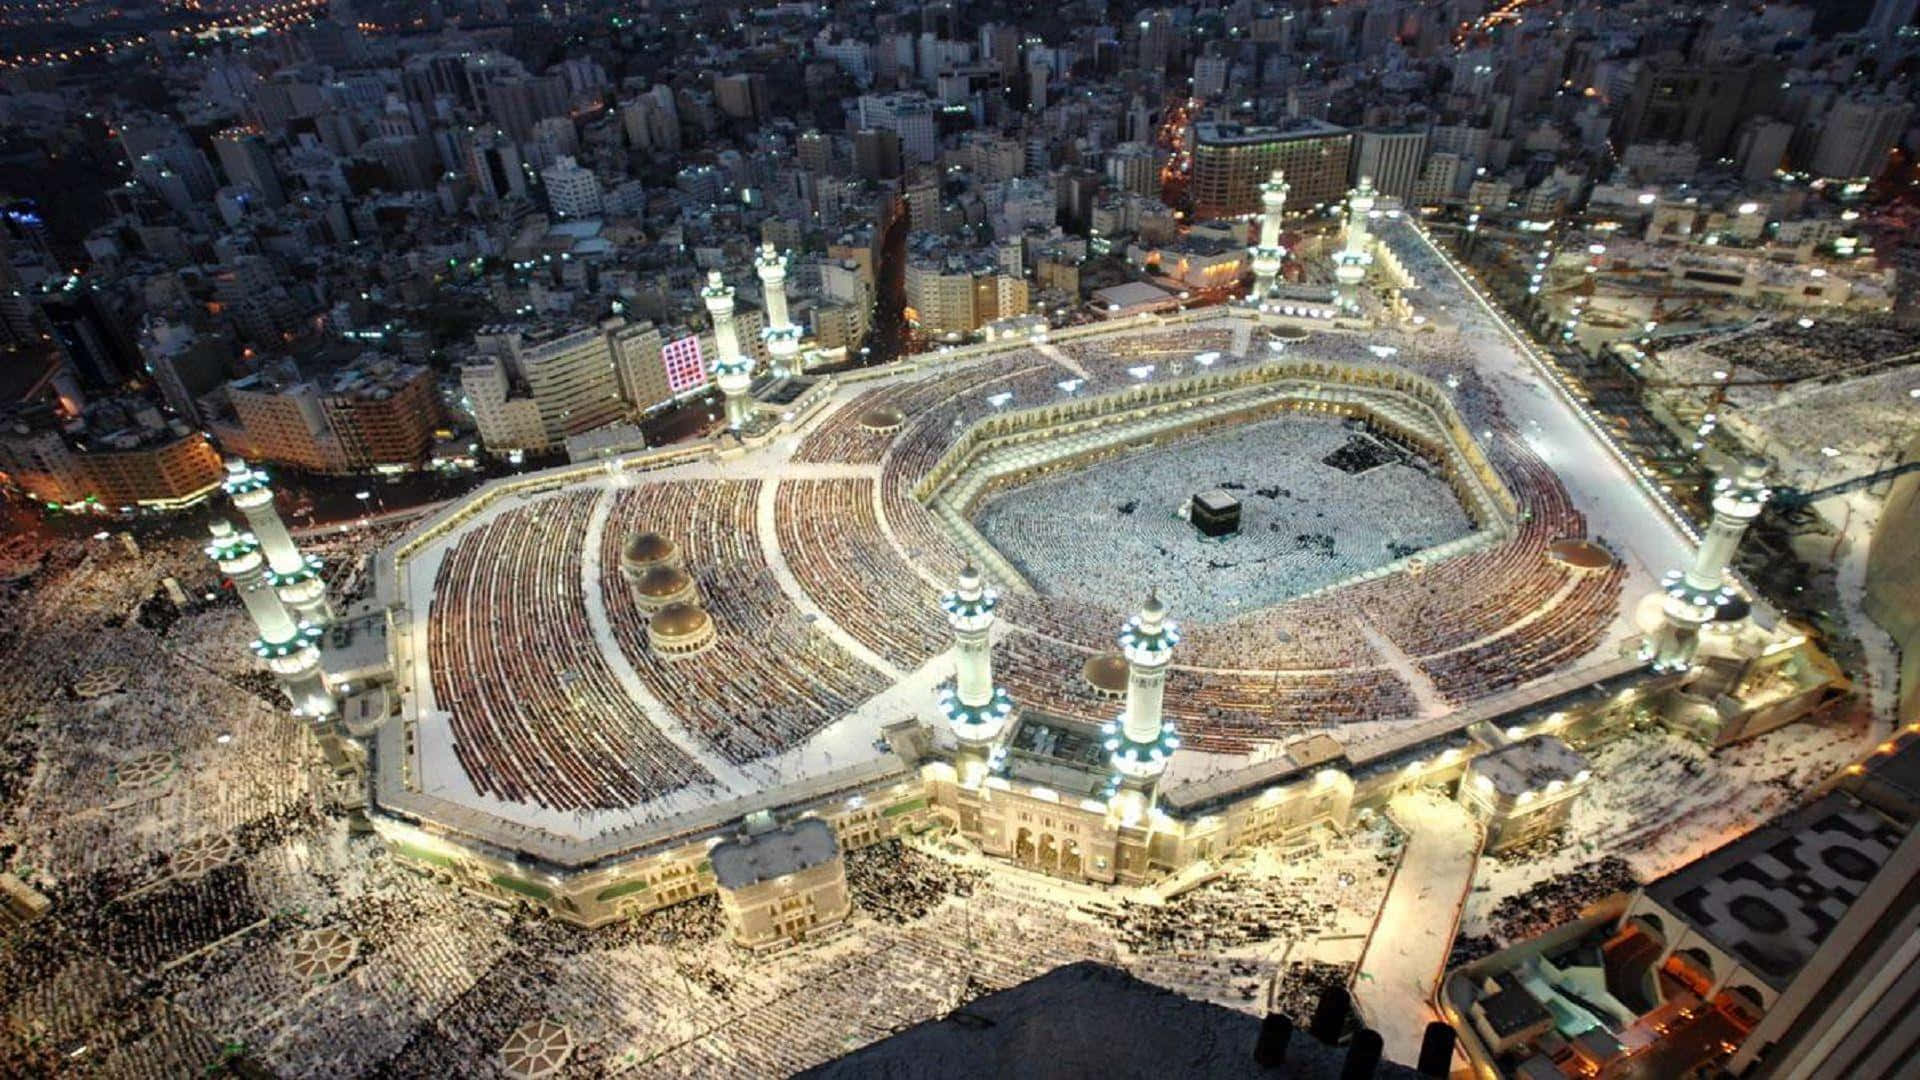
[1473,734,1589,798]
[1193,119,1349,145]
[1092,281,1174,312]
[1193,489,1238,513]
[1643,792,1907,990]
[709,818,841,890]
[1478,981,1552,1038]
[1000,713,1112,799]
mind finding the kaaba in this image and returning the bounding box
[1190,489,1241,537]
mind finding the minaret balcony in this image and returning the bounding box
[939,683,1013,742]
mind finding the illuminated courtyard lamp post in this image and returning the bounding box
[1104,591,1181,820]
[204,520,333,717]
[703,269,754,430]
[1334,177,1378,313]
[1647,457,1771,672]
[1248,169,1289,305]
[938,564,1013,782]
[754,241,803,379]
[223,458,332,624]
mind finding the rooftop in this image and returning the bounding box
[1472,734,1589,798]
[1477,981,1552,1037]
[1642,792,1907,990]
[1000,713,1112,799]
[709,818,840,890]
[1193,119,1348,146]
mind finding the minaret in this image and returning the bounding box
[204,520,333,716]
[222,459,332,624]
[1648,457,1770,671]
[1104,591,1181,798]
[702,269,754,429]
[1334,176,1378,312]
[754,242,803,379]
[937,565,1013,770]
[1248,169,1289,303]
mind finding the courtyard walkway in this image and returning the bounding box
[1353,790,1481,1068]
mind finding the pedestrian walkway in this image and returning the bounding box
[1354,790,1481,1067]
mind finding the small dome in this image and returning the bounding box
[1270,325,1311,341]
[859,406,905,432]
[1548,539,1614,571]
[1083,652,1130,694]
[623,531,676,565]
[636,565,690,597]
[651,602,711,639]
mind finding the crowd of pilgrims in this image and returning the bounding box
[1695,314,1920,383]
[1092,828,1401,956]
[0,516,1510,1079]
[426,490,715,812]
[597,480,887,766]
[408,317,1634,808]
[1482,856,1640,946]
[844,838,982,923]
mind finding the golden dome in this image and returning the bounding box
[1082,652,1130,694]
[636,565,691,597]
[651,602,711,639]
[859,406,905,431]
[1548,539,1614,571]
[622,531,676,566]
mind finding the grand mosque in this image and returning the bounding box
[195,179,1847,945]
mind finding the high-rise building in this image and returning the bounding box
[1189,121,1353,219]
[1612,57,1782,161]
[0,407,223,509]
[1412,151,1463,205]
[466,128,527,201]
[458,355,548,452]
[224,356,437,474]
[36,278,140,393]
[853,129,903,180]
[1721,735,1920,1078]
[610,319,669,411]
[1731,117,1795,185]
[320,360,439,471]
[212,128,285,208]
[1105,142,1163,198]
[1866,0,1919,42]
[712,74,768,122]
[796,130,835,175]
[484,75,569,142]
[1192,53,1230,99]
[138,320,229,423]
[1136,9,1175,73]
[857,93,940,164]
[1810,96,1913,180]
[905,253,1027,337]
[458,319,653,453]
[542,156,603,217]
[1353,129,1428,201]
